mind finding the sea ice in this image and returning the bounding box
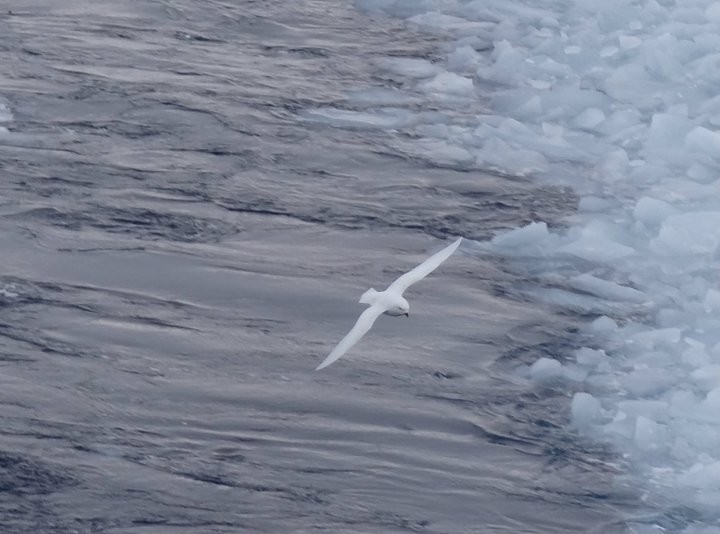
[559,223,635,263]
[651,212,720,256]
[574,108,605,130]
[0,101,10,123]
[529,357,564,384]
[405,138,476,167]
[476,137,548,175]
[419,71,476,98]
[447,45,481,72]
[686,126,720,161]
[571,392,603,428]
[490,221,557,256]
[569,274,646,303]
[634,415,665,451]
[346,0,720,519]
[575,347,609,368]
[591,316,618,334]
[633,197,675,227]
[704,289,720,313]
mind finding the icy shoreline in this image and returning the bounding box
[341,0,720,524]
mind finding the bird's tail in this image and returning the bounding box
[358,288,378,305]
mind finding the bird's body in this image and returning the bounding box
[315,237,462,370]
[360,289,409,316]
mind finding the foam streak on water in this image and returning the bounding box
[335,0,720,530]
[0,97,11,134]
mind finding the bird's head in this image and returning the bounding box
[392,298,410,317]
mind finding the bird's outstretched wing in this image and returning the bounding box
[316,304,386,370]
[388,237,462,295]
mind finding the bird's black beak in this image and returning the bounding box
[404,312,409,318]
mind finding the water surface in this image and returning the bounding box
[1,1,632,532]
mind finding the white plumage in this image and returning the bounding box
[316,237,462,370]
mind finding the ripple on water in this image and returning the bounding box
[9,206,238,243]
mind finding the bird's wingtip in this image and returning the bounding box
[450,236,463,249]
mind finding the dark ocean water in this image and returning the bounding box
[1,1,636,532]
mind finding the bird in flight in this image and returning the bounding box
[316,237,463,370]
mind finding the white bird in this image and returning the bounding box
[315,237,463,370]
